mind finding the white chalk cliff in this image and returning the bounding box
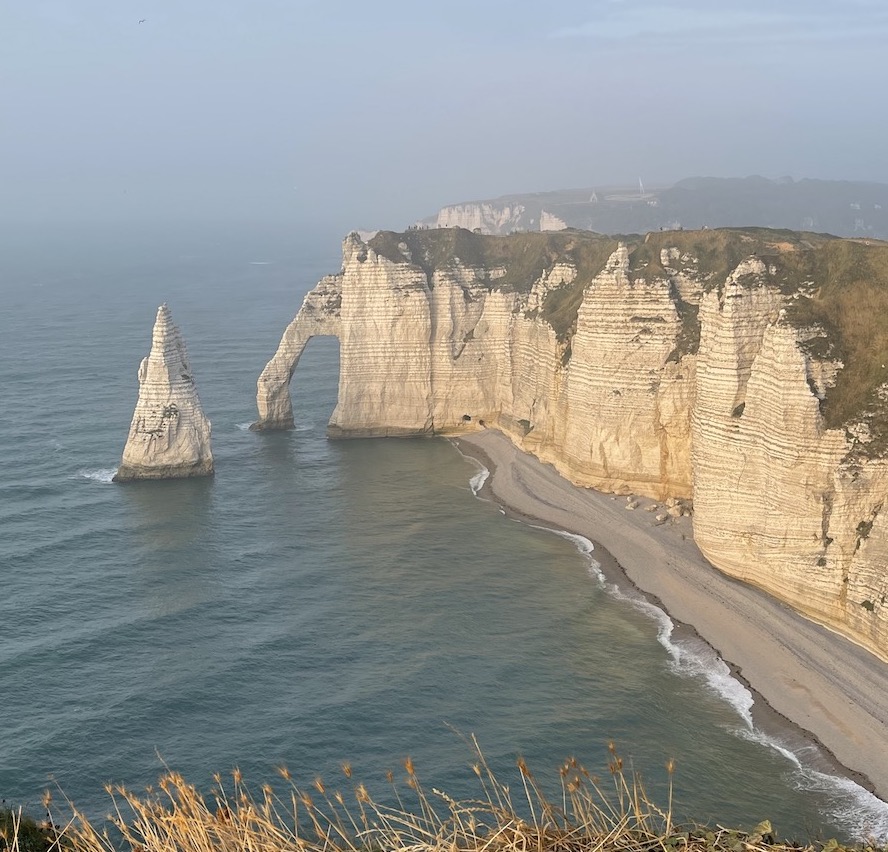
[432,202,527,234]
[539,211,568,232]
[115,305,214,481]
[255,229,888,660]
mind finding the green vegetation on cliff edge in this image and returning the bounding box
[629,229,888,452]
[367,227,888,449]
[369,228,619,341]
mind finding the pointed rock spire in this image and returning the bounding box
[114,304,214,481]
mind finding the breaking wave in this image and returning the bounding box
[77,468,116,484]
[573,536,888,842]
[469,472,888,842]
[543,528,604,581]
[469,466,489,495]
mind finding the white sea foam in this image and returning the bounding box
[728,726,888,841]
[669,634,756,727]
[78,468,116,484]
[531,522,888,840]
[548,528,594,556]
[249,260,273,265]
[236,422,253,431]
[469,466,489,495]
[542,528,605,583]
[798,767,888,842]
[542,528,759,725]
[535,525,754,723]
[449,439,489,496]
[452,439,888,839]
[599,571,888,839]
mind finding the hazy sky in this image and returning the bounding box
[3,1,887,232]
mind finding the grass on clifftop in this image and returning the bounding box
[628,230,888,443]
[368,228,618,341]
[13,744,884,852]
[369,228,617,287]
[780,239,888,440]
[368,227,888,441]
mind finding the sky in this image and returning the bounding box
[3,0,888,234]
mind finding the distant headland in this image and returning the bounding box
[415,176,888,239]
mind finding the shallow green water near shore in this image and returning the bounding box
[1,223,886,840]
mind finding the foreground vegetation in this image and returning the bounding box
[1,807,57,852]
[3,745,885,852]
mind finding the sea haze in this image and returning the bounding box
[0,223,885,841]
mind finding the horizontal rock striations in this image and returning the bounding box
[254,276,342,430]
[433,202,527,234]
[115,305,214,481]
[255,227,888,660]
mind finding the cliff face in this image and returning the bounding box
[692,278,888,655]
[254,276,342,430]
[255,227,888,660]
[433,202,527,233]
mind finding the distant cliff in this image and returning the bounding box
[420,176,888,240]
[255,227,888,660]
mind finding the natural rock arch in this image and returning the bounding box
[252,275,342,431]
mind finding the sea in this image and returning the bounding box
[2,221,887,842]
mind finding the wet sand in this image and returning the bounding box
[453,429,888,801]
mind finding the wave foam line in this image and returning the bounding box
[451,440,490,496]
[77,468,116,484]
[538,527,604,582]
[518,515,888,841]
[797,767,888,842]
[593,556,888,840]
[469,466,490,496]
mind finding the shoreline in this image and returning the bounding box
[451,429,888,816]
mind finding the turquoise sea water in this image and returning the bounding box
[1,223,887,841]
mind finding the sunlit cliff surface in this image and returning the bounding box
[256,227,888,660]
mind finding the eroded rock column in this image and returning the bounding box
[114,304,214,481]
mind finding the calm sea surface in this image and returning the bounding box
[1,222,886,842]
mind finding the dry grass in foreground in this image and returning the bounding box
[4,743,884,852]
